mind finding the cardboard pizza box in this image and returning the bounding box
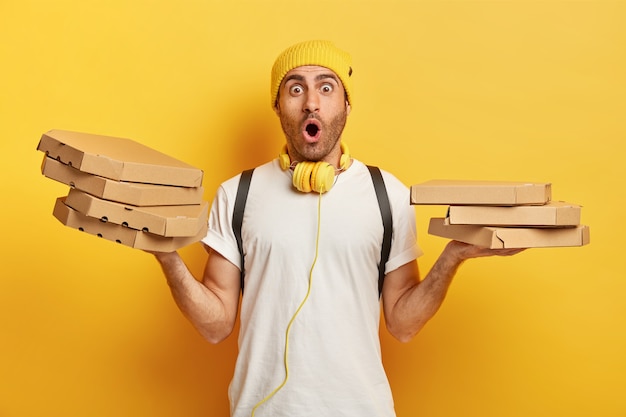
[447,201,581,227]
[64,189,208,237]
[41,156,204,206]
[52,197,207,252]
[428,217,590,249]
[411,180,551,206]
[37,129,203,187]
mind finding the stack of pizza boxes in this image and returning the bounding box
[37,129,208,252]
[410,180,590,248]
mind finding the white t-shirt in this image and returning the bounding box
[203,159,422,417]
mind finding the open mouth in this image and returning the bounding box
[306,123,319,136]
[303,119,322,140]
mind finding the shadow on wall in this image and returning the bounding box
[111,91,281,415]
[122,246,239,415]
[129,312,239,415]
[128,91,278,415]
[220,90,283,175]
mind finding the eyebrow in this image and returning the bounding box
[282,72,340,85]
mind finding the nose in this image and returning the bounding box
[304,90,320,113]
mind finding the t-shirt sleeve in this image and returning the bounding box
[201,180,242,270]
[382,171,423,274]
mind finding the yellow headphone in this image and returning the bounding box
[279,143,351,193]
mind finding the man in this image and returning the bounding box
[152,40,522,417]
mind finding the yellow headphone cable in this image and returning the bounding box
[250,186,325,416]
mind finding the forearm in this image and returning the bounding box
[386,242,466,342]
[386,240,524,342]
[154,251,234,343]
[412,243,465,320]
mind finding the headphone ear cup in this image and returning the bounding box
[339,142,351,170]
[279,148,291,170]
[293,162,335,193]
[282,142,347,193]
[292,162,314,193]
[339,153,349,170]
[311,162,335,193]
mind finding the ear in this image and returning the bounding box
[273,101,281,116]
[346,102,351,116]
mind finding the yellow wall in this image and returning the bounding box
[1,1,624,416]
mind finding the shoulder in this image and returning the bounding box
[351,160,408,194]
[379,168,409,196]
[218,160,280,195]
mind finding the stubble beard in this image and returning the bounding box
[280,109,348,163]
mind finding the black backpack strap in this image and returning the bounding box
[232,168,254,294]
[367,165,393,298]
[233,166,391,298]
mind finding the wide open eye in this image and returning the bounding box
[289,84,304,95]
[320,83,334,94]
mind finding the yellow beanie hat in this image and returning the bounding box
[270,40,353,108]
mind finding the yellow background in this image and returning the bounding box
[1,1,624,416]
